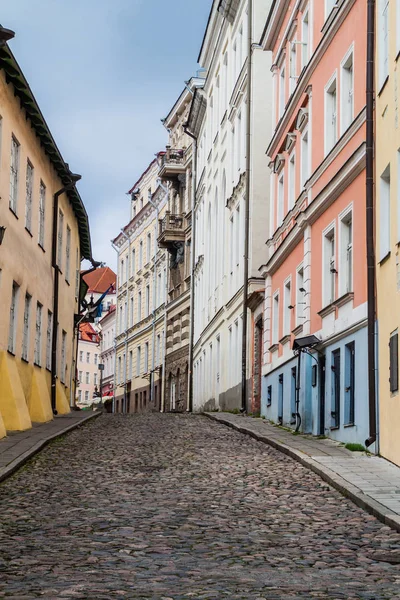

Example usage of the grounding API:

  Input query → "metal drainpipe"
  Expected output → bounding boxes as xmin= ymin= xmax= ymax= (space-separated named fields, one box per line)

xmin=365 ymin=0 xmax=377 ymax=448
xmin=154 ymin=180 xmax=169 ymax=412
xmin=184 ymin=126 xmax=197 ymax=413
xmin=147 ymin=191 xmax=160 ymax=410
xmin=111 ymin=240 xmax=122 ymax=413
xmin=119 ymin=230 xmax=131 ymax=414
xmin=241 ymin=0 xmax=253 ymax=414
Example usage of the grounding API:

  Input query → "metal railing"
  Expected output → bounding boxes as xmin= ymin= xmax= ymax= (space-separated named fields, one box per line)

xmin=158 ymin=212 xmax=185 ymax=236
xmin=161 ymin=147 xmax=185 ymax=168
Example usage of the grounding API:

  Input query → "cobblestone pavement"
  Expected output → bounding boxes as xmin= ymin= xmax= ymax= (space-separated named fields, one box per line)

xmin=2 ymin=415 xmax=400 ymax=599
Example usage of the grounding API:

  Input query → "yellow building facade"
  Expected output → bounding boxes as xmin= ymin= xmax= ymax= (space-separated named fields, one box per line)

xmin=113 ymin=157 xmax=167 ymax=412
xmin=0 ymin=41 xmax=92 ymax=436
xmin=376 ymin=0 xmax=400 ymax=465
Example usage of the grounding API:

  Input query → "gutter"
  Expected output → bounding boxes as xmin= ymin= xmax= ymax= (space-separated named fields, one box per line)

xmin=241 ymin=0 xmax=253 ymax=413
xmin=184 ymin=125 xmax=198 ymax=413
xmin=365 ymin=0 xmax=377 ymax=448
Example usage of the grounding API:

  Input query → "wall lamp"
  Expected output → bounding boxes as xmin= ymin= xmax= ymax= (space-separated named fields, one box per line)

xmin=0 ymin=226 xmax=6 ymax=245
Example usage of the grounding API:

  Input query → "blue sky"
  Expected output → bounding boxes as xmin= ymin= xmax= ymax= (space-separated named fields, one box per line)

xmin=2 ymin=0 xmax=211 ymax=269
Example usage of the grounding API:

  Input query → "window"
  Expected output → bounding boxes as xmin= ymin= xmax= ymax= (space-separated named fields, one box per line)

xmin=272 ymin=292 xmax=279 ymax=344
xmin=129 ymin=350 xmax=133 ymax=379
xmin=158 ymin=272 xmax=162 ymax=305
xmin=277 ymin=173 xmax=284 ymax=225
xmin=380 ymin=165 xmax=391 ymax=260
xmin=65 ymin=226 xmax=71 ymax=283
xmin=138 ymin=290 xmax=142 ymax=321
xmin=139 ymin=241 xmax=143 ymax=269
xmin=125 ymin=257 xmax=129 ymax=284
xmin=230 ymin=215 xmax=234 ymax=274
xmin=325 ymin=76 xmax=337 ymax=154
xmin=118 ymin=356 xmax=122 ymax=384
xmin=323 ymin=227 xmax=336 ymax=306
xmin=147 ymin=233 xmax=151 ymax=263
xmin=130 ymin=296 xmax=134 ymax=327
xmin=79 ymin=350 xmax=83 ymax=362
xmin=75 ymin=249 xmax=80 ymax=300
xmin=279 ymin=65 xmax=286 ymax=117
xmin=131 ymin=249 xmax=135 ymax=277
xmin=136 ymin=346 xmax=141 ymax=376
xmin=79 ymin=370 xmax=83 ymax=383
xmin=124 ymin=301 xmax=127 ymax=329
xmin=288 ymin=152 xmax=296 ymax=210
xmin=25 ymin=161 xmax=33 ymax=232
xmin=78 ymin=390 xmax=82 ymax=401
xmin=94 ymin=353 xmax=98 ymax=365
xmin=86 ymin=352 xmax=90 ymax=363
xmin=94 ymin=372 xmax=98 ymax=386
xmin=340 ymin=211 xmax=353 ymax=295
xmin=296 ymin=266 xmax=305 ymax=326
xmin=57 ymin=210 xmax=64 ymax=269
xmin=144 ymin=341 xmax=149 ymax=373
xmin=85 ymin=372 xmax=90 ymax=384
xmin=9 ymin=135 xmax=20 ymax=213
xmin=290 ymin=41 xmax=297 ymax=94
xmin=267 ymin=385 xmax=272 ymax=406
xmin=156 ymin=333 xmax=161 ymax=365
xmin=46 ymin=311 xmax=52 ymax=370
xmin=22 ymin=293 xmax=32 ymax=361
xmin=61 ymin=331 xmax=67 ymax=384
xmin=283 ymin=279 xmax=292 ymax=336
xmin=301 ymin=128 xmax=309 ymax=186
xmin=326 ymin=0 xmax=336 ymax=17
xmin=85 ymin=391 xmax=89 ymax=402
xmin=344 ymin=342 xmax=355 ymax=424
xmin=379 ymin=0 xmax=389 ymax=87
xmin=397 ymin=0 xmax=400 ymax=54
xmin=38 ymin=181 xmax=46 ymax=248
xmin=301 ymin=10 xmax=309 ymax=68
xmin=341 ymin=50 xmax=354 ymax=134
xmin=235 ymin=204 xmax=240 ymax=267
xmin=120 ymin=259 xmax=124 ymax=287
xmin=331 ymin=349 xmax=341 ymax=428
xmin=390 ymin=331 xmax=399 ymax=393
xmin=146 ymin=285 xmax=150 ymax=317
xmin=34 ymin=303 xmax=43 ymax=366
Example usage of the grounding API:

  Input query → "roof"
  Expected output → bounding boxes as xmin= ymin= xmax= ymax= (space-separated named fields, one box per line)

xmin=83 ymin=267 xmax=116 ymax=293
xmin=79 ymin=322 xmax=99 ymax=343
xmin=127 ymin=152 xmax=165 ymax=195
xmin=0 ymin=36 xmax=92 ymax=260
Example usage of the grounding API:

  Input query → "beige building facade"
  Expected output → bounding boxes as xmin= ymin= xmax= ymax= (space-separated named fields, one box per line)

xmin=113 ymin=157 xmax=168 ymax=413
xmin=0 ymin=40 xmax=92 ymax=436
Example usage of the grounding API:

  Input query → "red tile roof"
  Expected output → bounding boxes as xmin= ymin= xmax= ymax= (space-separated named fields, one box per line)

xmin=83 ymin=267 xmax=116 ymax=294
xmin=79 ymin=322 xmax=100 ymax=343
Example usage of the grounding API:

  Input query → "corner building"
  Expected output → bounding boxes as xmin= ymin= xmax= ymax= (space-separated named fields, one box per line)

xmin=0 ymin=41 xmax=92 ymax=435
xmin=113 ymin=157 xmax=167 ymax=413
xmin=191 ymin=0 xmax=272 ymax=412
xmin=260 ymin=0 xmax=370 ymax=446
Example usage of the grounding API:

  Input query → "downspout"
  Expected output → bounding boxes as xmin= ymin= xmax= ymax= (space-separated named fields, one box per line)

xmin=365 ymin=0 xmax=377 ymax=448
xmin=119 ymin=230 xmax=131 ymax=413
xmin=184 ymin=126 xmax=197 ymax=413
xmin=241 ymin=0 xmax=253 ymax=413
xmin=111 ymin=240 xmax=121 ymax=413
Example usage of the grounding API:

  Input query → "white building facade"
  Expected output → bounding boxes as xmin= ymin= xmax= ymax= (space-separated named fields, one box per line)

xmin=191 ymin=0 xmax=272 ymax=411
xmin=99 ymin=304 xmax=116 ymax=403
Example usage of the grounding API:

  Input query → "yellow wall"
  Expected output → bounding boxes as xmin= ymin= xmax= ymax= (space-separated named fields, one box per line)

xmin=0 ymin=69 xmax=81 ymax=434
xmin=375 ymin=1 xmax=400 ymax=465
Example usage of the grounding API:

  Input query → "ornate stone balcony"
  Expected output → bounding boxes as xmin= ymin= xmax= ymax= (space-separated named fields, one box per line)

xmin=158 ymin=211 xmax=186 ymax=249
xmin=158 ymin=147 xmax=186 ymax=180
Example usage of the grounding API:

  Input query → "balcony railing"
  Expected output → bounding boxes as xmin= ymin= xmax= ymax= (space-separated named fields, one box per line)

xmin=158 ymin=212 xmax=186 ymax=248
xmin=159 ymin=147 xmax=186 ymax=179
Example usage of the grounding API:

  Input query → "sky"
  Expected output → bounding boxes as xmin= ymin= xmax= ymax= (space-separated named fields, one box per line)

xmin=1 ymin=0 xmax=211 ymax=270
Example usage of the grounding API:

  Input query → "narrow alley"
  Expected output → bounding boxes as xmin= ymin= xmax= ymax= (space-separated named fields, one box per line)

xmin=1 ymin=415 xmax=400 ymax=599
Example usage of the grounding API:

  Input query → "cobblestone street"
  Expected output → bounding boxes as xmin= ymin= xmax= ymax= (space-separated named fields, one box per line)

xmin=2 ymin=415 xmax=400 ymax=599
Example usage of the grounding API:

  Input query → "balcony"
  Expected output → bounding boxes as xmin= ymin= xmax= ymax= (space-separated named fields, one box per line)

xmin=158 ymin=212 xmax=186 ymax=249
xmin=158 ymin=147 xmax=185 ymax=180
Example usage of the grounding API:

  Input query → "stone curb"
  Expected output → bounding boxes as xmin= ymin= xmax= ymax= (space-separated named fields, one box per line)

xmin=0 ymin=412 xmax=101 ymax=484
xmin=204 ymin=412 xmax=400 ymax=534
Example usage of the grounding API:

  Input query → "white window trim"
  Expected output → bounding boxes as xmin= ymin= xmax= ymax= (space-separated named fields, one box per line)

xmin=324 ymin=70 xmax=338 ymax=156
xmin=272 ymin=290 xmax=280 ymax=344
xmin=340 ymin=44 xmax=354 ymax=136
xmin=300 ymin=125 xmax=310 ymax=188
xmin=288 ymin=149 xmax=296 ymax=211
xmin=296 ymin=263 xmax=305 ymax=327
xmin=380 ymin=163 xmax=391 ymax=260
xmin=283 ymin=276 xmax=292 ymax=336
xmin=322 ymin=220 xmax=337 ymax=307
xmin=338 ymin=203 xmax=353 ymax=297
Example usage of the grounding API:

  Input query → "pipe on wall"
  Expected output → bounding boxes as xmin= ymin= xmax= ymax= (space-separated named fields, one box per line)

xmin=365 ymin=0 xmax=377 ymax=448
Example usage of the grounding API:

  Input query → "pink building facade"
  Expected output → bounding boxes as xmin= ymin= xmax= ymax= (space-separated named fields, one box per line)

xmin=260 ymin=0 xmax=370 ymax=446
